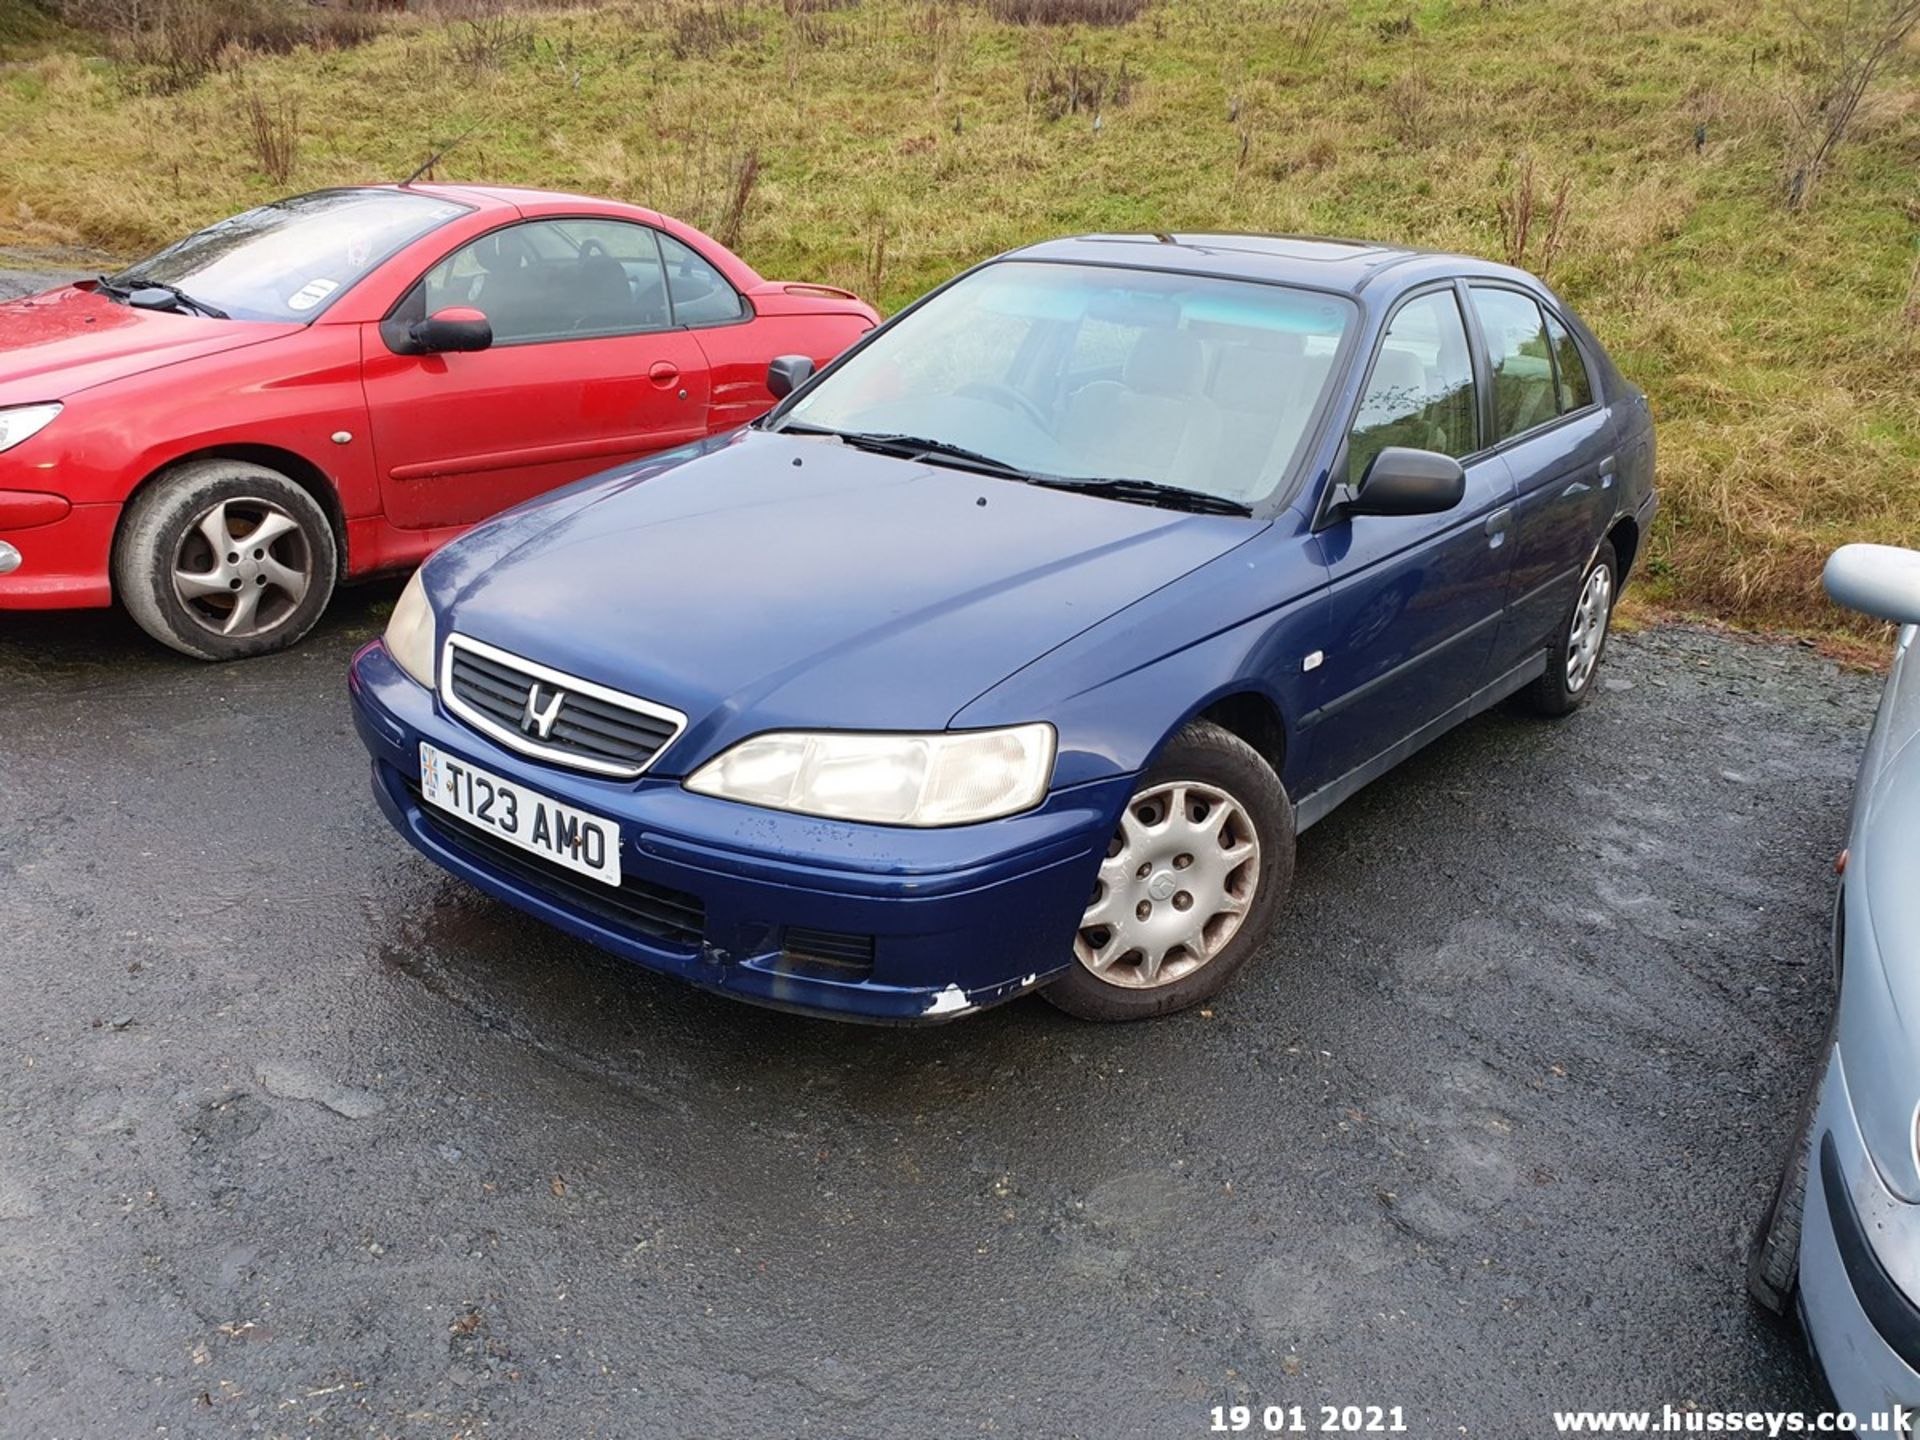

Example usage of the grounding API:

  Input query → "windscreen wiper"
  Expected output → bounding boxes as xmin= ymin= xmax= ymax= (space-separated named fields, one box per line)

xmin=109 ymin=277 xmax=230 ymax=320
xmin=1023 ymin=475 xmax=1253 ymax=516
xmin=791 ymin=426 xmax=1034 ymax=481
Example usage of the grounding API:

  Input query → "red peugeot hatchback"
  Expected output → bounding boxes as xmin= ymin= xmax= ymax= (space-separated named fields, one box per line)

xmin=0 ymin=184 xmax=879 ymax=658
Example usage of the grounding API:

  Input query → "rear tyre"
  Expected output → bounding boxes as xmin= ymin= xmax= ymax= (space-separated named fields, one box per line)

xmin=1522 ymin=538 xmax=1617 ymax=718
xmin=113 ymin=459 xmax=337 ymax=661
xmin=1044 ymin=721 xmax=1294 ymax=1022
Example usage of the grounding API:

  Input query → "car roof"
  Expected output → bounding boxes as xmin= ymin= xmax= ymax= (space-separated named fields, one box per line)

xmin=347 ymin=181 xmax=664 ymax=221
xmin=1001 ymin=232 xmax=1543 ymax=298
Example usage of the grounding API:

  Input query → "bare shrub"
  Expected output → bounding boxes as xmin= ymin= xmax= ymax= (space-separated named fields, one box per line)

xmin=714 ymin=147 xmax=759 ymax=251
xmin=1025 ymin=50 xmax=1132 ymax=119
xmin=243 ymin=87 xmax=298 ymax=183
xmin=446 ymin=3 xmax=533 ymax=70
xmin=1902 ymin=246 xmax=1920 ymax=352
xmin=862 ymin=214 xmax=888 ymax=299
xmin=1497 ymin=153 xmax=1573 ymax=280
xmin=669 ymin=2 xmax=749 ymax=58
xmin=1780 ymin=0 xmax=1920 ymax=211
xmin=631 ymin=125 xmax=764 ymax=241
xmin=64 ymin=0 xmax=382 ymax=88
xmin=985 ymin=0 xmax=1148 ymax=27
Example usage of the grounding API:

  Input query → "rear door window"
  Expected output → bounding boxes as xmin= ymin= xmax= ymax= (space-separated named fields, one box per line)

xmin=1543 ymin=309 xmax=1595 ymax=413
xmin=1470 ymin=287 xmax=1558 ymax=442
xmin=659 ymin=232 xmax=746 ymax=325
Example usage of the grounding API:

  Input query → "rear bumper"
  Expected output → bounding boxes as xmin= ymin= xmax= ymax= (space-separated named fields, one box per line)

xmin=349 ymin=640 xmax=1124 ymax=1022
xmin=1799 ymin=1043 xmax=1920 ymax=1422
xmin=0 ymin=500 xmax=118 ymax=609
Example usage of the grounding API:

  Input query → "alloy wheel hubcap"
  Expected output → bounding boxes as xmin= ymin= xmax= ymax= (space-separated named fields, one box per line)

xmin=1075 ymin=780 xmax=1261 ymax=989
xmin=171 ymin=497 xmax=312 ymax=638
xmin=1565 ymin=563 xmax=1613 ymax=693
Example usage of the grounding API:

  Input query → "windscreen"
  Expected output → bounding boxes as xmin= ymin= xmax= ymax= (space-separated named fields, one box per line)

xmin=780 ymin=260 xmax=1354 ymax=505
xmin=110 ymin=189 xmax=469 ymax=323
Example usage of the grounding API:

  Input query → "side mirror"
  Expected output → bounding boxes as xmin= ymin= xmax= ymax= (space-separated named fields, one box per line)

xmin=410 ymin=307 xmax=492 ymax=355
xmin=1343 ymin=447 xmax=1466 ymax=518
xmin=1824 ymin=544 xmax=1920 ymax=626
xmin=766 ymin=354 xmax=815 ymax=399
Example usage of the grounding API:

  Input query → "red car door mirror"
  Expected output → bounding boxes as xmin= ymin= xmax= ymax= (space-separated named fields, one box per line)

xmin=409 ymin=308 xmax=494 ymax=356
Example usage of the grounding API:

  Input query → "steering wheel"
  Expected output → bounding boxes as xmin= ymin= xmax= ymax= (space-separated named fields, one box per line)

xmin=954 ymin=380 xmax=1051 ymax=431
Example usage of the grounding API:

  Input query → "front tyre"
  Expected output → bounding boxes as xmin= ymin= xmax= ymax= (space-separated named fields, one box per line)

xmin=113 ymin=459 xmax=338 ymax=661
xmin=1044 ymin=720 xmax=1295 ymax=1022
xmin=1522 ymin=538 xmax=1617 ymax=717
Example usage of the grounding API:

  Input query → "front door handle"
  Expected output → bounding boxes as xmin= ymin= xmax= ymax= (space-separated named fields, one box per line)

xmin=1484 ymin=507 xmax=1513 ymax=549
xmin=648 ymin=360 xmax=680 ymax=387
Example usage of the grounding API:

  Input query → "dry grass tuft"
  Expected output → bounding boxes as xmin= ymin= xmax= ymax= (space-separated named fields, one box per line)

xmin=1025 ymin=48 xmax=1132 ymax=120
xmin=1276 ymin=0 xmax=1337 ymax=66
xmin=983 ymin=0 xmax=1149 ymax=28
xmin=667 ymin=1 xmax=751 ymax=57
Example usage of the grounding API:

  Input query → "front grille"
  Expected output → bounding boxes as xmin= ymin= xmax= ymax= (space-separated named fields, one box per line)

xmin=442 ymin=635 xmax=685 ymax=779
xmin=408 ymin=782 xmax=706 ymax=947
xmin=781 ymin=926 xmax=876 ymax=978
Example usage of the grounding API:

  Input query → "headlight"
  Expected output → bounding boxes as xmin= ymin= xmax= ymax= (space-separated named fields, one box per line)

xmin=383 ymin=568 xmax=436 ymax=688
xmin=685 ymin=723 xmax=1056 ymax=826
xmin=0 ymin=403 xmax=61 ymax=453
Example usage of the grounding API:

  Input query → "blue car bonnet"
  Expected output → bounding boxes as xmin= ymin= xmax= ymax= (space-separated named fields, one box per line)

xmin=422 ymin=428 xmax=1262 ymax=771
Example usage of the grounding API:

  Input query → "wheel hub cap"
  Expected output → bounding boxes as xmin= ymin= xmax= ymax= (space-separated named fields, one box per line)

xmin=1074 ymin=780 xmax=1261 ymax=990
xmin=1565 ymin=563 xmax=1613 ymax=693
xmin=171 ymin=496 xmax=313 ymax=639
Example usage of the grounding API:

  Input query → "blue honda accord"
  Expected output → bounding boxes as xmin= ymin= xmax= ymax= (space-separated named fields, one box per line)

xmin=348 ymin=234 xmax=1656 ymax=1023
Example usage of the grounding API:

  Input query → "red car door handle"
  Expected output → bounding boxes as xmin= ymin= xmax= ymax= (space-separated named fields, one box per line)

xmin=647 ymin=361 xmax=679 ymax=386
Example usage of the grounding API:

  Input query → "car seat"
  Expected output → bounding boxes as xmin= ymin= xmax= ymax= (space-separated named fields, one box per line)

xmin=1058 ymin=331 xmax=1224 ymax=488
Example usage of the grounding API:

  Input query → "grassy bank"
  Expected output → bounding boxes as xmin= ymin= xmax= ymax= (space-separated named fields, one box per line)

xmin=2 ymin=0 xmax=1916 ymax=633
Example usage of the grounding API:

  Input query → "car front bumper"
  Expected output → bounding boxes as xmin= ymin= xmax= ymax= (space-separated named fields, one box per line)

xmin=349 ymin=640 xmax=1127 ymax=1022
xmin=1800 ymin=1041 xmax=1920 ymax=1423
xmin=0 ymin=499 xmax=118 ymax=609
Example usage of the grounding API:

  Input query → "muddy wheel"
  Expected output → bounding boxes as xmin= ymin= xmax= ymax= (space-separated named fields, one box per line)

xmin=113 ymin=459 xmax=337 ymax=661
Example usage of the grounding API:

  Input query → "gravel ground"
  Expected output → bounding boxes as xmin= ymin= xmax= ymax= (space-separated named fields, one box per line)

xmin=0 ymin=586 xmax=1878 ymax=1438
xmin=0 ymin=265 xmax=89 ymax=301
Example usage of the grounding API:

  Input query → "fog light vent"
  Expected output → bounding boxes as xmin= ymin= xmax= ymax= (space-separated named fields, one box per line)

xmin=781 ymin=926 xmax=876 ymax=976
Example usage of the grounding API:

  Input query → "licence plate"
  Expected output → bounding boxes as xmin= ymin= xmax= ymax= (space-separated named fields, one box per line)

xmin=418 ymin=742 xmax=621 ymax=887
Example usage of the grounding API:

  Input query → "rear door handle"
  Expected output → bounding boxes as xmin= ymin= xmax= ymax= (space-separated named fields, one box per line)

xmin=1598 ymin=454 xmax=1617 ymax=487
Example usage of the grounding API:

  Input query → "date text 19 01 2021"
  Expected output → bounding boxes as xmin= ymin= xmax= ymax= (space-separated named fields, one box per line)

xmin=1211 ymin=1405 xmax=1408 ymax=1434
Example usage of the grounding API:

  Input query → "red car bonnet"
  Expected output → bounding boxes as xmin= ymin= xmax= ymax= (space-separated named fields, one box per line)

xmin=0 ymin=283 xmax=298 ymax=408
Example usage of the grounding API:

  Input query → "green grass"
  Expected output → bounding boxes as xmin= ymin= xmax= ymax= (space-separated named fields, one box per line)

xmin=2 ymin=0 xmax=1916 ymax=633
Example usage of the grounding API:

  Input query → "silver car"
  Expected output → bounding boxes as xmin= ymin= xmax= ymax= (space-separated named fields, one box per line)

xmin=1750 ymin=543 xmax=1920 ymax=1420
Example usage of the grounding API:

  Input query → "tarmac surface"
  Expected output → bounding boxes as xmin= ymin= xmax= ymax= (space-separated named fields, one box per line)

xmin=0 ymin=580 xmax=1873 ymax=1437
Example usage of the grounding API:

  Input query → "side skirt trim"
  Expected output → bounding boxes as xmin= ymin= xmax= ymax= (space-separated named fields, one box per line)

xmin=1294 ymin=648 xmax=1548 ymax=832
